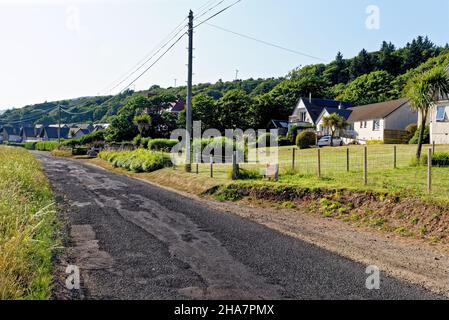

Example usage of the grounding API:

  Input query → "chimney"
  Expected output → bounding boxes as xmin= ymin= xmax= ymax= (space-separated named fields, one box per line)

xmin=309 ymin=93 xmax=312 ymax=103
xmin=338 ymin=103 xmax=343 ymax=110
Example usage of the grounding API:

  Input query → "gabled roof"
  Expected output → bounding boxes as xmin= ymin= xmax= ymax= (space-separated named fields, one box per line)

xmin=299 ymin=98 xmax=352 ymax=124
xmin=74 ymin=128 xmax=91 ymax=135
xmin=1 ymin=126 xmax=21 ymax=136
xmin=169 ymin=99 xmax=186 ymax=113
xmin=320 ymin=107 xmax=353 ymax=120
xmin=347 ymin=98 xmax=411 ymax=122
xmin=270 ymin=119 xmax=289 ymax=129
xmin=21 ymin=127 xmax=37 ymax=138
xmin=40 ymin=126 xmax=70 ymax=139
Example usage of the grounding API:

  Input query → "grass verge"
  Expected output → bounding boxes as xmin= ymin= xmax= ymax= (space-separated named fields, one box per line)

xmin=0 ymin=146 xmax=58 ymax=299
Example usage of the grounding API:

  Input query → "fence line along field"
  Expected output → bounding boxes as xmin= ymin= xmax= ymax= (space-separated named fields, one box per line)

xmin=0 ymin=146 xmax=58 ymax=299
xmin=175 ymin=144 xmax=449 ymax=203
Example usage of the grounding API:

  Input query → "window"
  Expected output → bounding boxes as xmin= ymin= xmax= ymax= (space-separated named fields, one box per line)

xmin=360 ymin=121 xmax=367 ymax=129
xmin=436 ymin=106 xmax=447 ymax=122
xmin=373 ymin=119 xmax=381 ymax=131
xmin=299 ymin=112 xmax=307 ymax=122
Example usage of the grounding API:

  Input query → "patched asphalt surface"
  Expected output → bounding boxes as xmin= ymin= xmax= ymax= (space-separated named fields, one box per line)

xmin=35 ymin=152 xmax=444 ymax=300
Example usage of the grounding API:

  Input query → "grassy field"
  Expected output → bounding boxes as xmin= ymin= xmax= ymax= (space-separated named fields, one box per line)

xmin=0 ymin=146 xmax=58 ymax=300
xmin=166 ymin=144 xmax=449 ymax=203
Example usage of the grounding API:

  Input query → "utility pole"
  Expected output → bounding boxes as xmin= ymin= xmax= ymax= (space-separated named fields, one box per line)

xmin=235 ymin=69 xmax=239 ymax=80
xmin=58 ymin=105 xmax=61 ymax=144
xmin=185 ymin=10 xmax=194 ymax=172
xmin=174 ymin=78 xmax=178 ymax=88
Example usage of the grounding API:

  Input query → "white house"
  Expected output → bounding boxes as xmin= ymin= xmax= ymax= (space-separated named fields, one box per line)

xmin=289 ymin=97 xmax=352 ymax=129
xmin=316 ymin=98 xmax=418 ymax=144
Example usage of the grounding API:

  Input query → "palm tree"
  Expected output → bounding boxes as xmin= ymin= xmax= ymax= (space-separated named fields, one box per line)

xmin=406 ymin=66 xmax=449 ymax=161
xmin=322 ymin=113 xmax=348 ymax=146
xmin=133 ymin=113 xmax=152 ymax=137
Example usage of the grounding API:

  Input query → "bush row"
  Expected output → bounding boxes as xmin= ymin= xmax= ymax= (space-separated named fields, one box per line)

xmin=36 ymin=141 xmax=59 ymax=151
xmin=99 ymin=149 xmax=172 ymax=172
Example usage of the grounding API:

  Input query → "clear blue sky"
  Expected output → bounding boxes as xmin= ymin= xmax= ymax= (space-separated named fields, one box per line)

xmin=1 ymin=0 xmax=448 ymax=110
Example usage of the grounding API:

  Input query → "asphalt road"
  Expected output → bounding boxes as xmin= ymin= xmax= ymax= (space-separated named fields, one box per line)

xmin=35 ymin=152 xmax=443 ymax=300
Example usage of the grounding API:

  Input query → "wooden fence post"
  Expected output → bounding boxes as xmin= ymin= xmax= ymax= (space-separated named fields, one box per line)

xmin=433 ymin=141 xmax=436 ymax=155
xmin=364 ymin=146 xmax=368 ymax=185
xmin=292 ymin=148 xmax=296 ymax=171
xmin=317 ymin=148 xmax=321 ymax=178
xmin=346 ymin=148 xmax=350 ymax=172
xmin=232 ymin=151 xmax=239 ymax=180
xmin=394 ymin=145 xmax=397 ymax=169
xmin=428 ymin=148 xmax=432 ymax=193
xmin=195 ymin=154 xmax=199 ymax=175
xmin=210 ymin=156 xmax=213 ymax=178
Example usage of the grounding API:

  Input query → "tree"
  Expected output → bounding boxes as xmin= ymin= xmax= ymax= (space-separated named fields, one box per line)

xmin=349 ymin=49 xmax=376 ymax=80
xmin=378 ymin=41 xmax=402 ymax=76
xmin=133 ymin=113 xmax=152 ymax=137
xmin=192 ymin=94 xmax=217 ymax=129
xmin=323 ymin=52 xmax=349 ymax=85
xmin=405 ymin=66 xmax=449 ymax=161
xmin=322 ymin=113 xmax=348 ymax=147
xmin=337 ymin=70 xmax=395 ymax=105
xmin=216 ymin=89 xmax=253 ymax=130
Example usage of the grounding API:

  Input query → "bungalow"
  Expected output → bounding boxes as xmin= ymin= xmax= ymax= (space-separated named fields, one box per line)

xmin=70 ymin=127 xmax=91 ymax=139
xmin=21 ymin=127 xmax=39 ymax=142
xmin=289 ymin=97 xmax=352 ymax=129
xmin=267 ymin=119 xmax=289 ymax=136
xmin=39 ymin=126 xmax=70 ymax=141
xmin=316 ymin=98 xmax=418 ymax=144
xmin=1 ymin=126 xmax=22 ymax=143
xmin=167 ymin=98 xmax=186 ymax=114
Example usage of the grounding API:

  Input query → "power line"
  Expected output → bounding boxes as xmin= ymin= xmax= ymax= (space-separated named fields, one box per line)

xmin=105 ymin=23 xmax=188 ymax=94
xmin=204 ymin=23 xmax=326 ymax=62
xmin=119 ymin=32 xmax=187 ymax=93
xmin=0 ymin=107 xmax=59 ymax=125
xmin=194 ymin=0 xmax=227 ymax=21
xmin=194 ymin=0 xmax=243 ymax=29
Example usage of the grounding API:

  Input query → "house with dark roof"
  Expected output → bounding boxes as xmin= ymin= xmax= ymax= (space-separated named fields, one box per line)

xmin=70 ymin=127 xmax=91 ymax=139
xmin=168 ymin=98 xmax=186 ymax=114
xmin=20 ymin=127 xmax=39 ymax=142
xmin=39 ymin=126 xmax=70 ymax=141
xmin=289 ymin=97 xmax=352 ymax=128
xmin=1 ymin=126 xmax=22 ymax=143
xmin=267 ymin=119 xmax=289 ymax=136
xmin=316 ymin=98 xmax=418 ymax=144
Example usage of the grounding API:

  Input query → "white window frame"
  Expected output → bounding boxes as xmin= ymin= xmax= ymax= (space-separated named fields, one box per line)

xmin=373 ymin=119 xmax=381 ymax=131
xmin=436 ymin=106 xmax=447 ymax=122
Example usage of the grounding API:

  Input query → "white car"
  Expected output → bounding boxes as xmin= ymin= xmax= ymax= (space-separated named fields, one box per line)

xmin=318 ymin=136 xmax=343 ymax=147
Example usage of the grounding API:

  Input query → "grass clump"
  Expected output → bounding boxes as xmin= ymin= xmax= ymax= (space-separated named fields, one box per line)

xmin=0 ymin=146 xmax=58 ymax=300
xmin=99 ymin=149 xmax=172 ymax=172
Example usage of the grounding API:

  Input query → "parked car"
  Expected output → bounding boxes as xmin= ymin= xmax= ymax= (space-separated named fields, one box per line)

xmin=318 ymin=136 xmax=343 ymax=147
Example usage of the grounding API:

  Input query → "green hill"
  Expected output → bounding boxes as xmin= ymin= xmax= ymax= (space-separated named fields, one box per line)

xmin=1 ymin=35 xmax=448 ymax=129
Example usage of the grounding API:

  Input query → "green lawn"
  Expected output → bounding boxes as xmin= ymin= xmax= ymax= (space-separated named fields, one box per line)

xmin=177 ymin=144 xmax=449 ymax=203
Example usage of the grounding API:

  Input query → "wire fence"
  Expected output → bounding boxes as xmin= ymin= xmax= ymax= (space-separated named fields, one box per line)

xmin=174 ymin=144 xmax=449 ymax=200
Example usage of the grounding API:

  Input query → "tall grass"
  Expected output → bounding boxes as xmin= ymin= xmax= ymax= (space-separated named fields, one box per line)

xmin=0 ymin=146 xmax=57 ymax=300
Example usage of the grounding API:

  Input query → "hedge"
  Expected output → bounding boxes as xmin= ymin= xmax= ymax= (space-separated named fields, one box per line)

xmin=296 ymin=131 xmax=316 ymax=149
xmin=36 ymin=141 xmax=59 ymax=151
xmin=99 ymin=149 xmax=172 ymax=172
xmin=148 ymin=139 xmax=179 ymax=152
xmin=24 ymin=142 xmax=38 ymax=150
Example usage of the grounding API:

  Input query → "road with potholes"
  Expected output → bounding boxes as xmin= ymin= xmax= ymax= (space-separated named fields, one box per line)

xmin=35 ymin=152 xmax=444 ymax=300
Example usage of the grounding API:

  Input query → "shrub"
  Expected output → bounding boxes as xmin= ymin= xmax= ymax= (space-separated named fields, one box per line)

xmin=51 ymin=149 xmax=72 ymax=157
xmin=428 ymin=152 xmax=449 ymax=167
xmin=148 ymin=139 xmax=178 ymax=152
xmin=99 ymin=149 xmax=172 ymax=172
xmin=367 ymin=140 xmax=384 ymax=145
xmin=192 ymin=137 xmax=244 ymax=157
xmin=409 ymin=126 xmax=430 ymax=144
xmin=277 ymin=136 xmax=293 ymax=147
xmin=132 ymin=134 xmax=142 ymax=147
xmin=24 ymin=142 xmax=37 ymax=150
xmin=141 ymin=137 xmax=152 ymax=149
xmin=72 ymin=147 xmax=88 ymax=156
xmin=405 ymin=124 xmax=418 ymax=142
xmin=36 ymin=141 xmax=59 ymax=151
xmin=296 ymin=131 xmax=317 ymax=149
xmin=230 ymin=168 xmax=262 ymax=180
xmin=6 ymin=142 xmax=25 ymax=148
